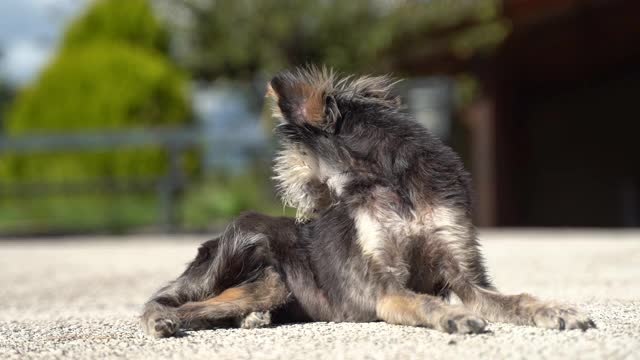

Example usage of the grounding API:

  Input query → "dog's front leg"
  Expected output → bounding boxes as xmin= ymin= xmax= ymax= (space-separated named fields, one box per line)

xmin=376 ymin=291 xmax=487 ymax=334
xmin=456 ymin=285 xmax=596 ymax=331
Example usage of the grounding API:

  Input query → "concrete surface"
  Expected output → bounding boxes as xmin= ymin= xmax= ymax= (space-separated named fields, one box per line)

xmin=0 ymin=230 xmax=639 ymax=360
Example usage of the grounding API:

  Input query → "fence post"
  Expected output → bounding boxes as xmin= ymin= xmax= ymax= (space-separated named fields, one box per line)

xmin=158 ymin=143 xmax=184 ymax=233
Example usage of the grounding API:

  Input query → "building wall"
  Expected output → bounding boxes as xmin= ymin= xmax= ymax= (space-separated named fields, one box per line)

xmin=516 ymin=69 xmax=640 ymax=226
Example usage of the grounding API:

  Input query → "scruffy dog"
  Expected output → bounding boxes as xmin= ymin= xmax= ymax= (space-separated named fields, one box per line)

xmin=141 ymin=67 xmax=595 ymax=337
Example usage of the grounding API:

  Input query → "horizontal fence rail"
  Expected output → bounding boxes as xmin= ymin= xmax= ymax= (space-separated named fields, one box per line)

xmin=1 ymin=128 xmax=204 ymax=152
xmin=0 ymin=128 xmax=265 ymax=233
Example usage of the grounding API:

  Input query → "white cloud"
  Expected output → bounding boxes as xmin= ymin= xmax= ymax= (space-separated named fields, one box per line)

xmin=25 ymin=0 xmax=66 ymax=5
xmin=1 ymin=40 xmax=53 ymax=85
xmin=0 ymin=0 xmax=88 ymax=86
xmin=23 ymin=0 xmax=82 ymax=11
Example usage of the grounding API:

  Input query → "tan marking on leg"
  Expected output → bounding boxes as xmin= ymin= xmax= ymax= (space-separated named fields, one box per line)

xmin=376 ymin=295 xmax=425 ymax=326
xmin=203 ymin=287 xmax=249 ymax=304
xmin=377 ymin=292 xmax=487 ymax=333
xmin=177 ymin=268 xmax=288 ymax=325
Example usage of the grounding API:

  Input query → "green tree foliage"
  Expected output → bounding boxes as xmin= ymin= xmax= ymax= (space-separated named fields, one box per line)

xmin=63 ymin=0 xmax=169 ymax=52
xmin=177 ymin=0 xmax=507 ymax=80
xmin=0 ymin=0 xmax=191 ymax=233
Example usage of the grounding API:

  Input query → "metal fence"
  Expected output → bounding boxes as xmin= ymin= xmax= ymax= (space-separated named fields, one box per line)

xmin=0 ymin=128 xmax=252 ymax=233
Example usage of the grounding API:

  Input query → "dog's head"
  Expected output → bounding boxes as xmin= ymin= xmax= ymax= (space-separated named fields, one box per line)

xmin=267 ymin=66 xmax=400 ymax=134
xmin=267 ymin=66 xmax=403 ymax=220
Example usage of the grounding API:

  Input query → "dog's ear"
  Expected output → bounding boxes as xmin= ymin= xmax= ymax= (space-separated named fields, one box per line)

xmin=267 ymin=67 xmax=338 ymax=130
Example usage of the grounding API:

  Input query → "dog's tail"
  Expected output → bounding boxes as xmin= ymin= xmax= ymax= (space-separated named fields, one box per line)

xmin=160 ymin=218 xmax=278 ymax=303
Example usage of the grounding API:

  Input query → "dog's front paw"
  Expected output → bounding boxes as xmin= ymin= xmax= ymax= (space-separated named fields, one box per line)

xmin=532 ymin=305 xmax=596 ymax=331
xmin=143 ymin=316 xmax=180 ymax=338
xmin=439 ymin=311 xmax=487 ymax=334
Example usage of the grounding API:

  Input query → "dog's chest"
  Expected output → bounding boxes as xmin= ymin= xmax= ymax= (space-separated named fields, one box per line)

xmin=352 ymin=193 xmax=461 ymax=275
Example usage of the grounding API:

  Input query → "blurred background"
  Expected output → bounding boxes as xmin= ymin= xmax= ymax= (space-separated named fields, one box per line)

xmin=0 ymin=0 xmax=638 ymax=236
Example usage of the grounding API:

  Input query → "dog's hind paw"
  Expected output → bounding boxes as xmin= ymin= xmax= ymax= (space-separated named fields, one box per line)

xmin=144 ymin=317 xmax=180 ymax=338
xmin=533 ymin=305 xmax=596 ymax=331
xmin=238 ymin=311 xmax=272 ymax=329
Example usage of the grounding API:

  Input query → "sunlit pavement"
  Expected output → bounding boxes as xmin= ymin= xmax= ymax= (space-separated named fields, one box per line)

xmin=1 ymin=230 xmax=639 ymax=359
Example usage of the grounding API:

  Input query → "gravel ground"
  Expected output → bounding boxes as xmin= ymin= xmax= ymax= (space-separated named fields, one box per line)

xmin=1 ymin=230 xmax=639 ymax=359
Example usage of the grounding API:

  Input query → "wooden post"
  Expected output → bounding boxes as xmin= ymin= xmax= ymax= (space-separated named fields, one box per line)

xmin=465 ymin=96 xmax=497 ymax=227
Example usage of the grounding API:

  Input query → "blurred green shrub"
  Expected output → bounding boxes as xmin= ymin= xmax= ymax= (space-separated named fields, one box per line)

xmin=0 ymin=193 xmax=158 ymax=235
xmin=182 ymin=168 xmax=295 ymax=231
xmin=63 ymin=0 xmax=169 ymax=52
xmin=0 ymin=0 xmax=192 ymax=234
xmin=1 ymin=43 xmax=190 ymax=183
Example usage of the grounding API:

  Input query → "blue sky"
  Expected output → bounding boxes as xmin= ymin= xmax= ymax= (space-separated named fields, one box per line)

xmin=0 ymin=0 xmax=87 ymax=86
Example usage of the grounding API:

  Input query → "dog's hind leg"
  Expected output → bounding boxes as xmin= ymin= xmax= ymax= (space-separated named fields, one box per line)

xmin=142 ymin=220 xmax=281 ymax=337
xmin=140 ymin=282 xmax=186 ymax=338
xmin=176 ymin=267 xmax=289 ymax=329
xmin=140 ymin=237 xmax=224 ymax=338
